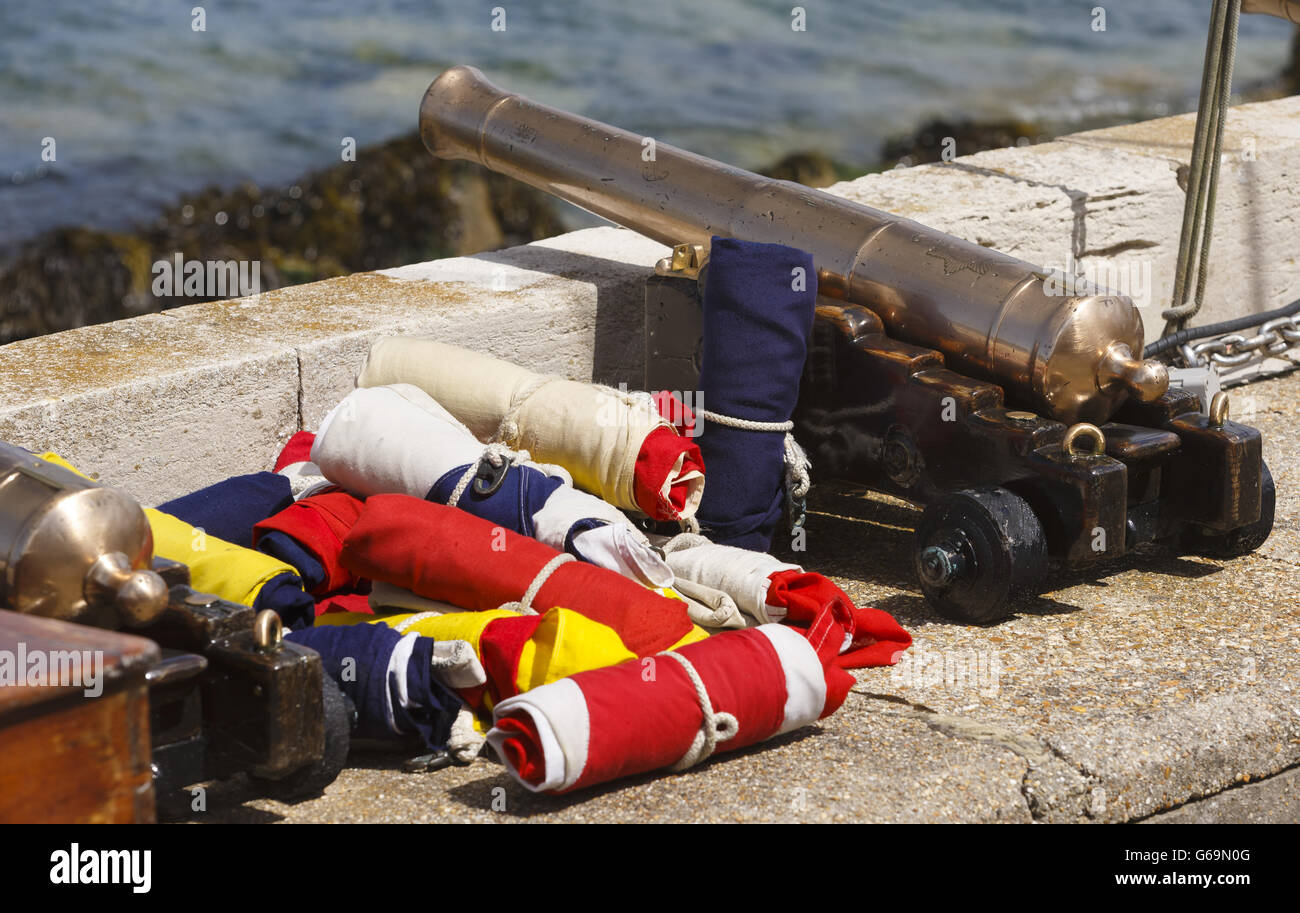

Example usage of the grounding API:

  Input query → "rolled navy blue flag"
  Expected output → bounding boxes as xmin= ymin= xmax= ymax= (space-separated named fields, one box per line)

xmin=256 ymin=529 xmax=328 ymax=594
xmin=696 ymin=236 xmax=816 ymax=551
xmin=427 ymin=466 xmax=609 ymax=564
xmin=254 ymin=571 xmax=318 ymax=632
xmin=426 ymin=460 xmax=565 ymax=541
xmin=159 ymin=471 xmax=294 ymax=549
xmin=287 ymin=623 xmax=462 ymax=752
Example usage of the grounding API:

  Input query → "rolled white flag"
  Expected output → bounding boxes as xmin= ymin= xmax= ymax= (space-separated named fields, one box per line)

xmin=356 ymin=337 xmax=704 ymax=523
xmin=656 ymin=533 xmax=800 ymax=624
xmin=313 ymin=384 xmax=672 ymax=588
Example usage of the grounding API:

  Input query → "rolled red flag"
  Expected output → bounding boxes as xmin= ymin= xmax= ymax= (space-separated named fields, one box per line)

xmin=766 ymin=570 xmax=912 ymax=669
xmin=339 ymin=494 xmax=700 ymax=657
xmin=633 ymin=426 xmax=705 ymax=520
xmin=486 ymin=623 xmax=852 ymax=793
xmin=274 ymin=430 xmax=317 ymax=471
xmin=253 ymin=490 xmax=367 ymax=596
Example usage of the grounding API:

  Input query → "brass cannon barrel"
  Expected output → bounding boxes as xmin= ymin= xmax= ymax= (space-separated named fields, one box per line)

xmin=419 ymin=66 xmax=1168 ymax=423
xmin=0 ymin=441 xmax=168 ymax=627
xmin=1242 ymin=0 xmax=1300 ymax=24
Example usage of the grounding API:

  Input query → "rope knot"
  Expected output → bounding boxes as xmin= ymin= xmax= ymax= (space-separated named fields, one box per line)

xmin=497 ymin=419 xmax=521 ymax=446
xmin=447 ymin=442 xmax=531 ymax=507
xmin=491 ymin=375 xmax=558 ymax=447
xmin=710 ymin=711 xmax=740 ymax=743
xmin=661 ymin=650 xmax=739 ymax=771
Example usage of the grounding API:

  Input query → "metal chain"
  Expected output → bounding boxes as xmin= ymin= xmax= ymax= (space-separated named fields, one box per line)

xmin=1182 ymin=316 xmax=1300 ymax=367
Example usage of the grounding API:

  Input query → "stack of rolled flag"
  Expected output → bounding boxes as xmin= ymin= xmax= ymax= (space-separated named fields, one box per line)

xmin=36 ymin=238 xmax=910 ymax=793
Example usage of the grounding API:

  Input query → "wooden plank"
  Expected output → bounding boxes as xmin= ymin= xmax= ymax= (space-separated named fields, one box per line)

xmin=0 ymin=609 xmax=158 ymax=823
xmin=0 ymin=687 xmax=155 ymax=823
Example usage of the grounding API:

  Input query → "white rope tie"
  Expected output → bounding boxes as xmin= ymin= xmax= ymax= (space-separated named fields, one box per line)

xmin=497 ymin=553 xmax=575 ymax=616
xmin=496 ymin=376 xmax=666 ymax=444
xmin=783 ymin=434 xmax=812 ymax=501
xmin=391 ymin=554 xmax=573 ymax=628
xmin=595 ymin=384 xmax=660 ymax=422
xmin=662 ymin=650 xmax=739 ymax=771
xmin=446 ymin=442 xmax=532 ymax=508
xmin=697 ymin=408 xmax=812 ymax=516
xmin=661 ymin=532 xmax=711 ymax=554
xmin=447 ymin=706 xmax=485 ymax=765
xmin=393 ymin=612 xmax=443 ymax=634
xmin=481 ymin=375 xmax=580 ymax=487
xmin=492 ymin=375 xmax=558 ymax=446
xmin=697 ymin=409 xmax=792 ymax=433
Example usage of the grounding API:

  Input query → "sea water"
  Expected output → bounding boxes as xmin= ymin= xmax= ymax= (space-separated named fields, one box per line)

xmin=0 ymin=0 xmax=1293 ymax=250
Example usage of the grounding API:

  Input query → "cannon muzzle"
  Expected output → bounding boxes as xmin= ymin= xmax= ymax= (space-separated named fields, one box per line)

xmin=1242 ymin=0 xmax=1300 ymax=24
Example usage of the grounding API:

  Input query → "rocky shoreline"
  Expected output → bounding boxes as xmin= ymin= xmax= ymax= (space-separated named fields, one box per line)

xmin=0 ymin=134 xmax=565 ymax=343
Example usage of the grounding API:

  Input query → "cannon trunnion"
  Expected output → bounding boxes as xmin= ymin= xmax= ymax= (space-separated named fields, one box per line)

xmin=646 ymin=276 xmax=1273 ymax=622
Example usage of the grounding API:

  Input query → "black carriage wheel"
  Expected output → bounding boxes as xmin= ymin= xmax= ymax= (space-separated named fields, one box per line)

xmin=252 ymin=674 xmax=352 ymax=801
xmin=913 ymin=487 xmax=1048 ymax=624
xmin=1181 ymin=461 xmax=1276 ymax=559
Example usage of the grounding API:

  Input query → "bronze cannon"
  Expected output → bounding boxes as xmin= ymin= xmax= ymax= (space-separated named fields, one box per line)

xmin=419 ymin=65 xmax=1169 ymax=426
xmin=418 ymin=66 xmax=1273 ymax=622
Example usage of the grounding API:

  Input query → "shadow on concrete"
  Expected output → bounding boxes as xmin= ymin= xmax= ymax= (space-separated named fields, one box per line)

xmin=777 ymin=481 xmax=1227 ymax=628
xmin=469 ymin=244 xmax=654 ymax=386
xmin=442 ymin=726 xmax=823 ymax=819
xmin=161 ymin=775 xmax=287 ymax=824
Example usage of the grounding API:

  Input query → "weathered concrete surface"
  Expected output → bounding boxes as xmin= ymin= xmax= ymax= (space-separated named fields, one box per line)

xmin=164 ymin=229 xmax=667 ymax=434
xmin=1064 ymin=92 xmax=1300 ymax=341
xmin=1144 ymin=765 xmax=1300 ymax=824
xmin=803 ymin=367 xmax=1300 ymax=824
xmin=0 ymin=313 xmax=299 ymax=500
xmin=177 ymin=367 xmax=1300 ymax=825
xmin=189 ymin=702 xmax=1031 ymax=824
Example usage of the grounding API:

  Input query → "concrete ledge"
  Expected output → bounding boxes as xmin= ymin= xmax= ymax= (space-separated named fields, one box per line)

xmin=0 ymin=228 xmax=669 ymax=502
xmin=0 ymin=313 xmax=299 ymax=498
